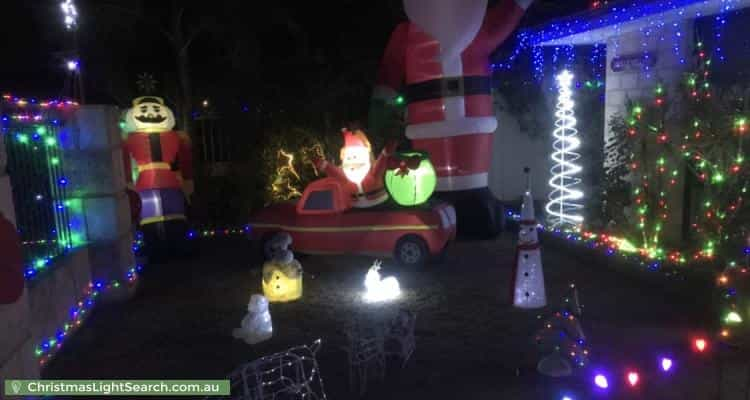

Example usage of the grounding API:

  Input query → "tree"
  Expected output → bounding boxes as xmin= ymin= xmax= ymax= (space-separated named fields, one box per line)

xmin=606 ymin=37 xmax=750 ymax=262
xmin=602 ymin=113 xmax=632 ymax=229
xmin=678 ymin=38 xmax=750 ymax=260
xmin=94 ymin=1 xmax=217 ymax=135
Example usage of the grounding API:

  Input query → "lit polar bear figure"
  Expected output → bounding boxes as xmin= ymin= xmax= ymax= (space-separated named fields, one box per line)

xmin=232 ymin=294 xmax=273 ymax=345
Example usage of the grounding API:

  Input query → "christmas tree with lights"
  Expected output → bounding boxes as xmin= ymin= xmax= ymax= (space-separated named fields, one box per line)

xmin=268 ymin=149 xmax=303 ymax=202
xmin=606 ymin=34 xmax=750 ymax=265
xmin=536 ymin=284 xmax=589 ymax=377
xmin=678 ymin=38 xmax=750 ymax=261
xmin=617 ymin=83 xmax=678 ymax=259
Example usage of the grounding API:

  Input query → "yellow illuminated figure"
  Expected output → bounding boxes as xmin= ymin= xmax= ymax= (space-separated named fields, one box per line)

xmin=261 ymin=233 xmax=303 ymax=302
xmin=270 ymin=149 xmax=302 ymax=201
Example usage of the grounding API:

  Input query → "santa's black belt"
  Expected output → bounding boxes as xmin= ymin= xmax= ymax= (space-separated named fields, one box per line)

xmin=405 ymin=76 xmax=492 ymax=103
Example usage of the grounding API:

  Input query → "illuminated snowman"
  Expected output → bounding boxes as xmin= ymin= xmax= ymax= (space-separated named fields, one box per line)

xmin=512 ymin=168 xmax=546 ymax=309
xmin=262 ymin=233 xmax=303 ymax=303
xmin=232 ymin=294 xmax=273 ymax=345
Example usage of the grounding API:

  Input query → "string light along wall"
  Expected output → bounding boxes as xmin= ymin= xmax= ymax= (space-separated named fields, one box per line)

xmin=491 ymin=0 xmax=742 ymax=83
xmin=1 ymin=93 xmax=84 ymax=280
xmin=60 ymin=0 xmax=78 ymax=31
xmin=547 ymin=70 xmax=584 ymax=229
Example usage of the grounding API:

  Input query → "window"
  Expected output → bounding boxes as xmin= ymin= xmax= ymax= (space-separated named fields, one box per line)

xmin=303 ymin=190 xmax=334 ymax=211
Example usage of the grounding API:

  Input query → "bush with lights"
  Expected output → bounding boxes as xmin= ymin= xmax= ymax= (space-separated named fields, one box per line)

xmin=604 ymin=37 xmax=750 ymax=264
xmin=260 ymin=127 xmax=332 ymax=205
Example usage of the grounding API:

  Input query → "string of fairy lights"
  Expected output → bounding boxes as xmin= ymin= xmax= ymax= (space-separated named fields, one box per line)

xmin=546 ymin=70 xmax=584 ymax=229
xmin=1 ymin=93 xmax=84 ymax=281
xmin=504 ymin=12 xmax=749 ymax=385
xmin=492 ymin=0 xmax=742 ymax=83
xmin=35 ymin=266 xmax=141 ymax=366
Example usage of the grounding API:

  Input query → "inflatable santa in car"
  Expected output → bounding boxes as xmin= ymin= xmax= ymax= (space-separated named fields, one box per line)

xmin=374 ymin=0 xmax=533 ymax=237
xmin=314 ymin=129 xmax=397 ymax=208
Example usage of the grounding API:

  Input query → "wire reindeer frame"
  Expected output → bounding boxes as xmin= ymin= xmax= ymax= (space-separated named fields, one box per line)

xmin=214 ymin=340 xmax=327 ymax=400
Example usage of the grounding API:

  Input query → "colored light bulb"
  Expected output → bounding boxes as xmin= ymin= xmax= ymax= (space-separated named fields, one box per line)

xmin=594 ymin=374 xmax=608 ymax=389
xmin=660 ymin=357 xmax=673 ymax=372
xmin=627 ymin=371 xmax=640 ymax=387
xmin=694 ymin=338 xmax=707 ymax=352
xmin=725 ymin=311 xmax=742 ymax=324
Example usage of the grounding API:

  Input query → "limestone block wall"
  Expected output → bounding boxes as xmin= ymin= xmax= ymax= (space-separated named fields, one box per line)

xmin=64 ymin=105 xmax=136 ymax=299
xmin=1 ymin=105 xmax=136 ymax=382
xmin=26 ymin=249 xmax=91 ymax=366
xmin=0 ymin=127 xmax=37 ymax=382
xmin=0 ymin=291 xmax=37 ymax=382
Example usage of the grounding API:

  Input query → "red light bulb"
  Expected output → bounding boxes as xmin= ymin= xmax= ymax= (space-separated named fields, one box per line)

xmin=627 ymin=371 xmax=640 ymax=387
xmin=694 ymin=338 xmax=708 ymax=352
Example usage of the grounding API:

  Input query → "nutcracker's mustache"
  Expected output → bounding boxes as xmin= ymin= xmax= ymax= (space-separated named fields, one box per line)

xmin=135 ymin=115 xmax=167 ymax=124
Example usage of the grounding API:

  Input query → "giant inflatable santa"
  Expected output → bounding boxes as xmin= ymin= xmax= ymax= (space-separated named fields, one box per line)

xmin=374 ymin=0 xmax=533 ymax=237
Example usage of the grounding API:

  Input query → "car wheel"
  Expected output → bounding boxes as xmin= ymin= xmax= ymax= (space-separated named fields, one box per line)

xmin=395 ymin=235 xmax=429 ymax=268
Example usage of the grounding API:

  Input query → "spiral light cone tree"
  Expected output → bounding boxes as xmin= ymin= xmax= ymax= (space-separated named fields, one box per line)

xmin=546 ymin=70 xmax=584 ymax=229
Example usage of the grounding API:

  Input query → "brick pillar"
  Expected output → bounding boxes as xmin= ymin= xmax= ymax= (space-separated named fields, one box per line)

xmin=64 ymin=105 xmax=136 ymax=302
xmin=0 ymin=134 xmax=39 ymax=380
xmin=603 ymin=21 xmax=694 ymax=244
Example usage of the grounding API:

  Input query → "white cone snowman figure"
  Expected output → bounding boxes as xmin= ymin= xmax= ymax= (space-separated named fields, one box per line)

xmin=511 ymin=168 xmax=546 ymax=308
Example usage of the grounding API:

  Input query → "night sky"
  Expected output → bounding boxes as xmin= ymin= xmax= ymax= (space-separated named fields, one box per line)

xmin=0 ymin=1 xmax=589 ymax=112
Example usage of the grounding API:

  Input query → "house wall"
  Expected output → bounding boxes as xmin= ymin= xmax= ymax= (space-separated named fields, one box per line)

xmin=64 ymin=105 xmax=137 ymax=301
xmin=489 ymin=94 xmax=550 ymax=205
xmin=0 ymin=130 xmax=38 ymax=383
xmin=0 ymin=105 xmax=136 ymax=382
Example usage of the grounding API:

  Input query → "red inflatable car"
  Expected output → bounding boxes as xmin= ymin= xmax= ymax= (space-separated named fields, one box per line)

xmin=250 ymin=178 xmax=456 ymax=266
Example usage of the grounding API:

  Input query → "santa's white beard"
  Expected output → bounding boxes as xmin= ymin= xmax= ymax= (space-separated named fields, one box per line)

xmin=343 ymin=164 xmax=370 ymax=185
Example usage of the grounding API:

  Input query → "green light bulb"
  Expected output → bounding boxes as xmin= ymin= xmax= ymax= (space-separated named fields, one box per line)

xmin=725 ymin=311 xmax=743 ymax=324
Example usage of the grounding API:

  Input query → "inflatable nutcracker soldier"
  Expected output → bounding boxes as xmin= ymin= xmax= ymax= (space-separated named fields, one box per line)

xmin=374 ymin=0 xmax=534 ymax=237
xmin=122 ymin=97 xmax=193 ymax=246
xmin=314 ymin=129 xmax=396 ymax=208
xmin=0 ymin=211 xmax=24 ymax=304
xmin=511 ymin=168 xmax=546 ymax=309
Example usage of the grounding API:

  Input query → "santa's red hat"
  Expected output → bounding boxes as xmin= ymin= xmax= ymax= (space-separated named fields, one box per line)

xmin=342 ymin=129 xmax=370 ymax=149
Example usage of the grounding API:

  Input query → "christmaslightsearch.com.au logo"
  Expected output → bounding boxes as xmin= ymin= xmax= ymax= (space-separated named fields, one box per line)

xmin=4 ymin=379 xmax=230 ymax=396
